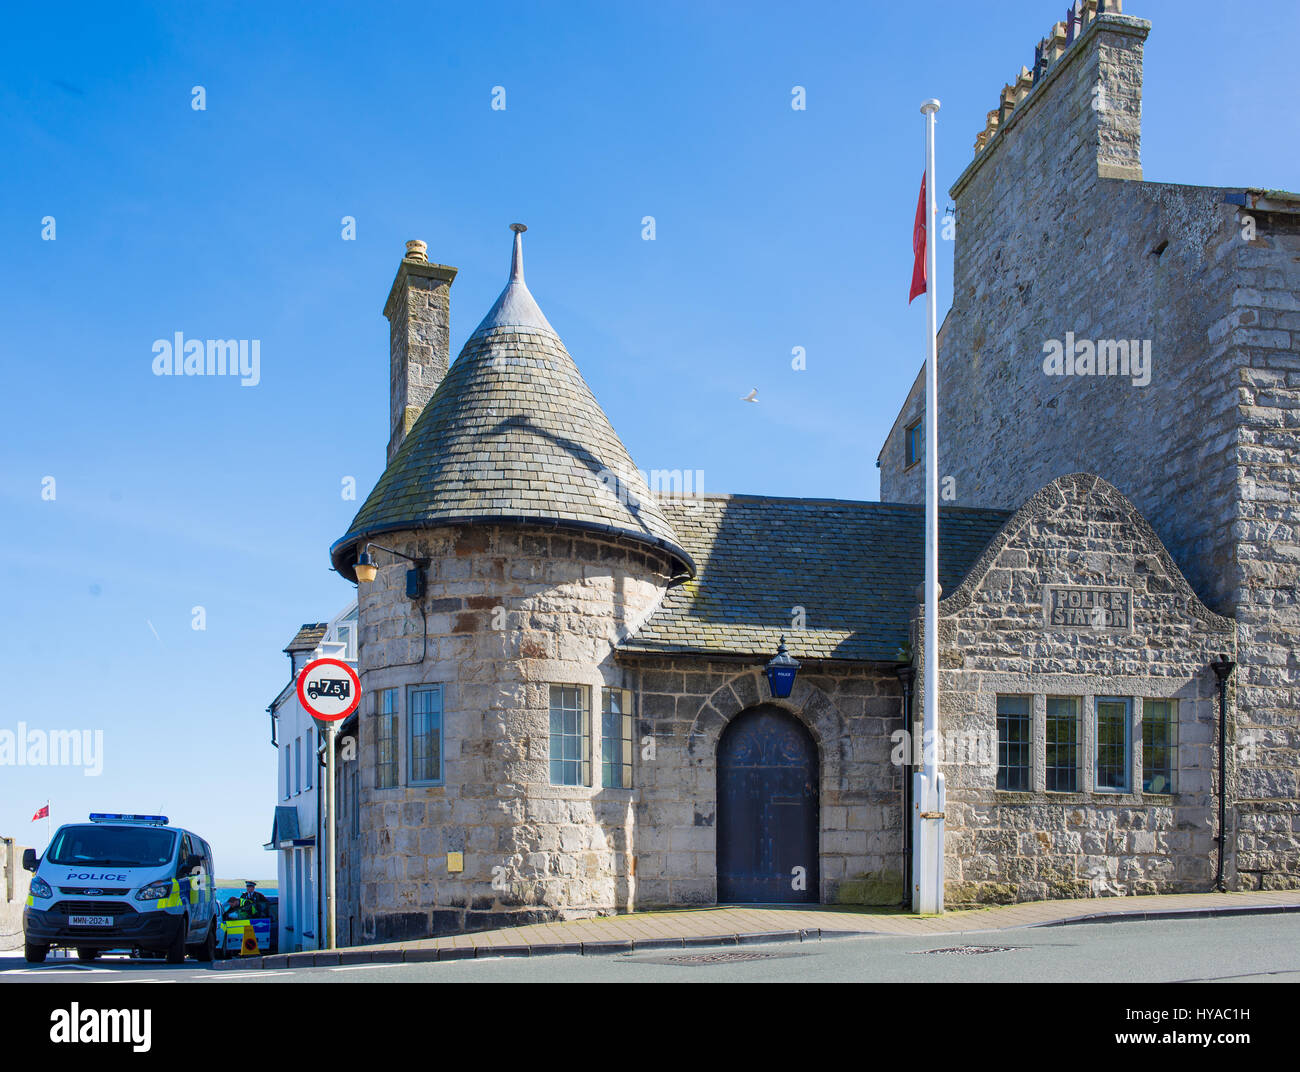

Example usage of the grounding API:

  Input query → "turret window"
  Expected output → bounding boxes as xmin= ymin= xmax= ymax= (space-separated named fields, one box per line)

xmin=408 ymin=684 xmax=444 ymax=785
xmin=550 ymin=685 xmax=591 ymax=787
xmin=375 ymin=688 xmax=398 ymax=789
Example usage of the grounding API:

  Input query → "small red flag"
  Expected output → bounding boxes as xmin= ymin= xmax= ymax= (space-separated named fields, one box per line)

xmin=32 ymin=804 xmax=49 ymax=821
xmin=909 ymin=171 xmax=927 ymax=303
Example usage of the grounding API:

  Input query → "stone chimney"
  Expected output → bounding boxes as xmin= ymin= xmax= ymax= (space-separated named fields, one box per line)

xmin=383 ymin=240 xmax=457 ymax=464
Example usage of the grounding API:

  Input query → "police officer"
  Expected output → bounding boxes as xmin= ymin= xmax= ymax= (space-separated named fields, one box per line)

xmin=239 ymin=881 xmax=267 ymax=916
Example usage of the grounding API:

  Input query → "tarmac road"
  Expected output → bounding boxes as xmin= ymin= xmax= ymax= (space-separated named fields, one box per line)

xmin=3 ymin=912 xmax=1299 ymax=983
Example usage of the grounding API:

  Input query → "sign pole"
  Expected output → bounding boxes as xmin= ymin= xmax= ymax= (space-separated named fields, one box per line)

xmin=327 ymin=720 xmax=337 ymax=951
xmin=296 ymin=655 xmax=359 ymax=953
xmin=914 ymin=96 xmax=946 ymax=915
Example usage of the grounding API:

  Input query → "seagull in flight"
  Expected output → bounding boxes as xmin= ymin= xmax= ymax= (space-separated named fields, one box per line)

xmin=741 ymin=388 xmax=758 ymax=403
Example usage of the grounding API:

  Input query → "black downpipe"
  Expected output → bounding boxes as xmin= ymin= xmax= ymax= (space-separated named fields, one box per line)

xmin=895 ymin=663 xmax=916 ymax=907
xmin=1211 ymin=654 xmax=1236 ymax=892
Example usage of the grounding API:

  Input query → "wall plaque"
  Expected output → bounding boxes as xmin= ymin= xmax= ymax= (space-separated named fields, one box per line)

xmin=1043 ymin=585 xmax=1133 ymax=632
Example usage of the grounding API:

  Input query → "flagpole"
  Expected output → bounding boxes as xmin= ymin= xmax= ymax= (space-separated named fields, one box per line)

xmin=915 ymin=97 xmax=945 ymax=915
xmin=46 ymin=799 xmax=51 ymax=849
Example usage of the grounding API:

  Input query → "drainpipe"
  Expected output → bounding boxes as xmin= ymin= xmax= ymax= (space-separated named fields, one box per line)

xmin=1210 ymin=654 xmax=1236 ymax=892
xmin=894 ymin=661 xmax=916 ymax=907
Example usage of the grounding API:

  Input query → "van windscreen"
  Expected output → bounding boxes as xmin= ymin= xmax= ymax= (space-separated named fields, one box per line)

xmin=47 ymin=825 xmax=177 ymax=868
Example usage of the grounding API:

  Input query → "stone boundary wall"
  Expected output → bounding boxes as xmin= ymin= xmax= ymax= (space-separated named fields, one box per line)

xmin=1 ymin=838 xmax=32 ymax=948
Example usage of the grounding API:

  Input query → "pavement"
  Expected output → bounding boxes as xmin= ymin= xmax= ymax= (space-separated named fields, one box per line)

xmin=211 ymin=888 xmax=1300 ymax=969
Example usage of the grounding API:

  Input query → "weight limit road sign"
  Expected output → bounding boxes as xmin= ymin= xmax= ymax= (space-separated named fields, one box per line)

xmin=297 ymin=657 xmax=361 ymax=722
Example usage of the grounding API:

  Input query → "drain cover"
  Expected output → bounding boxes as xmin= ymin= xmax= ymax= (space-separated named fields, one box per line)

xmin=911 ymin=945 xmax=1016 ymax=956
xmin=666 ymin=951 xmax=780 ymax=965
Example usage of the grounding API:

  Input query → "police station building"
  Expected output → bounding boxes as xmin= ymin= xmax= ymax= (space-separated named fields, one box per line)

xmin=323 ymin=3 xmax=1297 ymax=942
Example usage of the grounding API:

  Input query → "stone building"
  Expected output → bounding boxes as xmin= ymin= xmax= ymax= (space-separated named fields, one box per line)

xmin=324 ymin=2 xmax=1290 ymax=942
xmin=878 ymin=0 xmax=1299 ymax=892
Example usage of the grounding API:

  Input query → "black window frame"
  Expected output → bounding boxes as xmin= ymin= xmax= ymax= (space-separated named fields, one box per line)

xmin=1045 ymin=696 xmax=1080 ymax=793
xmin=996 ymin=694 xmax=1032 ymax=792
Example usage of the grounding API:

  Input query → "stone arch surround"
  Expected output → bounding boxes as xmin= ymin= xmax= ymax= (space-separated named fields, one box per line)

xmin=636 ymin=668 xmax=895 ymax=906
xmin=686 ymin=670 xmax=849 ymax=790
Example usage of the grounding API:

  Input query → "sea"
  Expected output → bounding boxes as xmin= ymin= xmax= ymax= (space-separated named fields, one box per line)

xmin=216 ymin=885 xmax=278 ymax=904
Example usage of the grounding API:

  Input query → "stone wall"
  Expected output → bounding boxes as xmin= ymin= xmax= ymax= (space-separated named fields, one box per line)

xmin=914 ymin=474 xmax=1236 ymax=905
xmin=877 ymin=7 xmax=1300 ymax=890
xmin=1 ymin=838 xmax=32 ymax=950
xmin=1226 ymin=201 xmax=1300 ymax=888
xmin=620 ymin=659 xmax=906 ymax=907
xmin=350 ymin=523 xmax=675 ymax=941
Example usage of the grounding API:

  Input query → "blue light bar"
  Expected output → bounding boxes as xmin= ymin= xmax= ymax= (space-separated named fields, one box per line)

xmin=89 ymin=813 xmax=170 ymax=826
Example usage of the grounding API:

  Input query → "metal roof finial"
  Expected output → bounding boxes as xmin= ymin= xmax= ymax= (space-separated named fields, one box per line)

xmin=509 ymin=223 xmax=527 ymax=283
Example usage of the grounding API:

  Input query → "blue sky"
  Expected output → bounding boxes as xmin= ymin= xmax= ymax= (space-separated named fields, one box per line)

xmin=1 ymin=1 xmax=1296 ymax=876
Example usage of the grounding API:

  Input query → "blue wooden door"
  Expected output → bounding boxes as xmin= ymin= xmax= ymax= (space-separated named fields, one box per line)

xmin=717 ymin=707 xmax=819 ymax=903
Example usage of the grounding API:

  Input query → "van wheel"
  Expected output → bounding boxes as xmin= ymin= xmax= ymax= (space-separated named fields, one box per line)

xmin=24 ymin=942 xmax=49 ymax=964
xmin=191 ymin=921 xmax=216 ymax=962
xmin=166 ymin=917 xmax=188 ymax=964
xmin=76 ymin=948 xmax=100 ymax=961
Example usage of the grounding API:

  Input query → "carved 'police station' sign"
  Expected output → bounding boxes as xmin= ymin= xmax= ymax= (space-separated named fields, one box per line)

xmin=1044 ymin=586 xmax=1133 ymax=631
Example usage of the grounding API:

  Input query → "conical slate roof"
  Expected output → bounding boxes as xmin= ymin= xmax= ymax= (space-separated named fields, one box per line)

xmin=331 ymin=227 xmax=694 ymax=580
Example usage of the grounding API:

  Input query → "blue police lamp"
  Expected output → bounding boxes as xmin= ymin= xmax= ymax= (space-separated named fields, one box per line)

xmin=764 ymin=636 xmax=800 ymax=699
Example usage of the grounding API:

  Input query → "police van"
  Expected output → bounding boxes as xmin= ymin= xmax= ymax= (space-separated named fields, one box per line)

xmin=22 ymin=813 xmax=219 ymax=965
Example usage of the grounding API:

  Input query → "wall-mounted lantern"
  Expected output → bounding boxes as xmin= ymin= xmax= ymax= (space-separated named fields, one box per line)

xmin=353 ymin=542 xmax=427 ymax=600
xmin=764 ymin=636 xmax=801 ymax=699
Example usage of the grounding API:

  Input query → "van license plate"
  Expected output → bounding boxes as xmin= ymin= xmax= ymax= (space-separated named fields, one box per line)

xmin=69 ymin=915 xmax=113 ymax=927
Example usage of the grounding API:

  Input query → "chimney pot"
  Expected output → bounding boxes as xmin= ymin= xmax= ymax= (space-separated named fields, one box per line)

xmin=405 ymin=239 xmax=429 ymax=262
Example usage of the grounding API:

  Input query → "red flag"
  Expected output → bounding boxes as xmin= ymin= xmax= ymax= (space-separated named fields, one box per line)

xmin=32 ymin=804 xmax=48 ymax=821
xmin=909 ymin=171 xmax=927 ymax=303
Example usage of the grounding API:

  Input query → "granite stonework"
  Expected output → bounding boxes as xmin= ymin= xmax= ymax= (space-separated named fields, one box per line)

xmin=337 ymin=472 xmax=1242 ymax=936
xmin=385 ymin=251 xmax=456 ymax=465
xmin=348 ymin=524 xmax=676 ymax=941
xmin=912 ymin=474 xmax=1235 ymax=905
xmin=326 ymin=5 xmax=1293 ymax=940
xmin=879 ymin=9 xmax=1300 ymax=890
xmin=617 ymin=659 xmax=906 ymax=908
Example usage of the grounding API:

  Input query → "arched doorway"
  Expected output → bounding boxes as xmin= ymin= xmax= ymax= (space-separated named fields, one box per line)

xmin=717 ymin=705 xmax=819 ymax=903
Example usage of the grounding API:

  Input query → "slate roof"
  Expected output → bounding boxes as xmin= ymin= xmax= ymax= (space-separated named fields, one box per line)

xmin=331 ymin=230 xmax=692 ymax=580
xmin=283 ymin=622 xmax=328 ymax=654
xmin=619 ymin=495 xmax=1012 ymax=663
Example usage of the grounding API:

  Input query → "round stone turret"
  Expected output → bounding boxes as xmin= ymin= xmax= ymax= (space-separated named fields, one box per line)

xmin=334 ymin=227 xmax=693 ymax=941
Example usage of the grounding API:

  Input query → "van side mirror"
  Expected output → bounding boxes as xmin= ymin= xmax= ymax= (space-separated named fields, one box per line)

xmin=179 ymin=853 xmax=202 ymax=875
xmin=22 ymin=849 xmax=38 ymax=872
